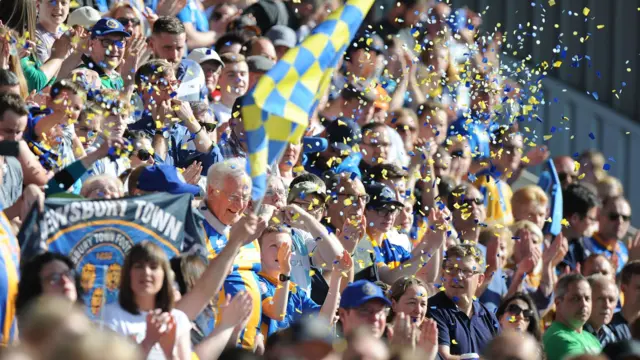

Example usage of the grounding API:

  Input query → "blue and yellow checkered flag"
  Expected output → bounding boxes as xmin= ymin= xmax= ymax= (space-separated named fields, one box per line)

xmin=241 ymin=0 xmax=374 ymax=200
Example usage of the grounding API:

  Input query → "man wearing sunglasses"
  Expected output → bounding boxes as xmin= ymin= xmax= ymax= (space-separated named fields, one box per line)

xmin=583 ymin=195 xmax=631 ymax=274
xmin=428 ymin=244 xmax=500 ymax=359
xmin=360 ymin=182 xmax=445 ymax=285
xmin=543 ymin=274 xmax=601 ymax=360
xmin=77 ymin=18 xmax=130 ymax=90
xmin=553 ymin=155 xmax=580 ymax=190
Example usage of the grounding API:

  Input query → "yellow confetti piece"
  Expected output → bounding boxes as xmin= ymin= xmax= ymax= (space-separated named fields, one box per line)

xmin=597 ymin=25 xmax=605 ymax=29
xmin=553 ymin=61 xmax=562 ymax=68
xmin=452 ymin=340 xmax=458 ymax=345
xmin=549 ymin=0 xmax=555 ymax=6
xmin=583 ymin=7 xmax=590 ymax=16
xmin=543 ymin=134 xmax=553 ymax=141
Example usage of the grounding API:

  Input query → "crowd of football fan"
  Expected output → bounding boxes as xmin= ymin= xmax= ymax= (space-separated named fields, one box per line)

xmin=0 ymin=0 xmax=639 ymax=359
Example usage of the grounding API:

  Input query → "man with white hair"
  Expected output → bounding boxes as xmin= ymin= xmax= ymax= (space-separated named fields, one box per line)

xmin=201 ymin=157 xmax=264 ymax=350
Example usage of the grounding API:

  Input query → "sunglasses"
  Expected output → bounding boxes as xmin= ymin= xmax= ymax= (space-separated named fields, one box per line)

xmin=99 ymin=38 xmax=126 ymax=49
xmin=371 ymin=206 xmax=400 ymax=217
xmin=557 ymin=172 xmax=577 ymax=183
xmin=505 ymin=303 xmax=534 ymax=320
xmin=608 ymin=212 xmax=631 ymax=222
xmin=461 ymin=197 xmax=484 ymax=206
xmin=211 ymin=12 xmax=224 ymax=21
xmin=117 ymin=17 xmax=141 ymax=27
xmin=43 ymin=269 xmax=76 ymax=285
xmin=136 ymin=149 xmax=151 ymax=161
xmin=450 ymin=150 xmax=466 ymax=158
xmin=199 ymin=122 xmax=217 ymax=132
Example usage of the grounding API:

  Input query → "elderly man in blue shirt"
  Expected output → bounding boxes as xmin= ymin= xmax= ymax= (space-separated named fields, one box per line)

xmin=427 ymin=244 xmax=501 ymax=359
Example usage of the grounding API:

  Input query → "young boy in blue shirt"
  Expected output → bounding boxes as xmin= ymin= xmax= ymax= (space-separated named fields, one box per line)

xmin=257 ymin=225 xmax=352 ymax=339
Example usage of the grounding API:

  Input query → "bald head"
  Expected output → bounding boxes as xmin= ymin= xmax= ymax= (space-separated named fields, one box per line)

xmin=554 ymin=156 xmax=578 ymax=188
xmin=482 ymin=332 xmax=541 ymax=360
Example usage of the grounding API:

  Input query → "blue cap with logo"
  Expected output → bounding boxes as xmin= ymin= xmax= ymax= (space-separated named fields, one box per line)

xmin=339 ymin=280 xmax=391 ymax=309
xmin=91 ymin=17 xmax=131 ymax=38
xmin=137 ymin=164 xmax=200 ymax=196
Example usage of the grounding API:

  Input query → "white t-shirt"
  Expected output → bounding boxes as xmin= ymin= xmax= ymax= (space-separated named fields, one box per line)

xmin=101 ymin=303 xmax=191 ymax=360
xmin=290 ymin=228 xmax=317 ymax=295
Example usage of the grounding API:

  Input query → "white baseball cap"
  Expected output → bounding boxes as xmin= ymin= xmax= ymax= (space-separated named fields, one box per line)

xmin=187 ymin=48 xmax=225 ymax=67
xmin=67 ymin=7 xmax=102 ymax=29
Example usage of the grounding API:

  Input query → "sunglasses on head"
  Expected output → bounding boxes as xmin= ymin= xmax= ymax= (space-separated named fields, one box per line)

xmin=505 ymin=303 xmax=534 ymax=319
xmin=608 ymin=212 xmax=631 ymax=222
xmin=117 ymin=17 xmax=141 ymax=27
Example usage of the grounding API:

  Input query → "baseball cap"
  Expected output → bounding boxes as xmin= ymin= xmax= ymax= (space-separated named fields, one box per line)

xmin=266 ymin=25 xmax=297 ymax=48
xmin=326 ymin=117 xmax=362 ymax=152
xmin=365 ymin=182 xmax=403 ymax=210
xmin=347 ymin=33 xmax=384 ymax=57
xmin=67 ymin=6 xmax=102 ymax=29
xmin=137 ymin=165 xmax=200 ymax=196
xmin=287 ymin=178 xmax=327 ymax=204
xmin=91 ymin=18 xmax=131 ymax=38
xmin=187 ymin=48 xmax=224 ymax=67
xmin=246 ymin=55 xmax=275 ymax=73
xmin=340 ymin=280 xmax=391 ymax=309
xmin=341 ymin=83 xmax=378 ymax=103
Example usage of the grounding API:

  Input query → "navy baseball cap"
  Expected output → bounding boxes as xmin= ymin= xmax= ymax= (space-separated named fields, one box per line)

xmin=91 ymin=18 xmax=131 ymax=38
xmin=137 ymin=165 xmax=200 ymax=196
xmin=326 ymin=117 xmax=362 ymax=151
xmin=340 ymin=280 xmax=391 ymax=309
xmin=365 ymin=182 xmax=403 ymax=210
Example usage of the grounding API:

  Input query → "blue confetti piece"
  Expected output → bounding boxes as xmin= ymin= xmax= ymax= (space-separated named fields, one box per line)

xmin=608 ymin=157 xmax=616 ymax=163
xmin=603 ymin=164 xmax=611 ymax=171
xmin=589 ymin=132 xmax=595 ymax=140
xmin=592 ymin=92 xmax=599 ymax=100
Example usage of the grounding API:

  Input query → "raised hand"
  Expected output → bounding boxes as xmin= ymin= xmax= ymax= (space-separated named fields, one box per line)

xmin=218 ymin=292 xmax=253 ymax=330
xmin=121 ymin=34 xmax=147 ymax=84
xmin=333 ymin=249 xmax=353 ymax=273
xmin=390 ymin=312 xmax=417 ymax=348
xmin=229 ymin=212 xmax=263 ymax=246
xmin=156 ymin=0 xmax=187 ymax=17
xmin=158 ymin=314 xmax=177 ymax=359
xmin=144 ymin=310 xmax=172 ymax=346
xmin=143 ymin=7 xmax=159 ymax=27
xmin=543 ymin=233 xmax=569 ymax=267
xmin=153 ymin=100 xmax=173 ymax=129
xmin=337 ymin=214 xmax=366 ymax=248
xmin=418 ymin=318 xmax=439 ymax=360
xmin=524 ymin=145 xmax=550 ymax=167
xmin=181 ymin=161 xmax=202 ymax=185
xmin=628 ymin=231 xmax=640 ymax=261
xmin=519 ymin=242 xmax=542 ymax=276
xmin=277 ymin=241 xmax=292 ymax=274
xmin=94 ymin=136 xmax=126 ymax=159
xmin=279 ymin=203 xmax=311 ymax=229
